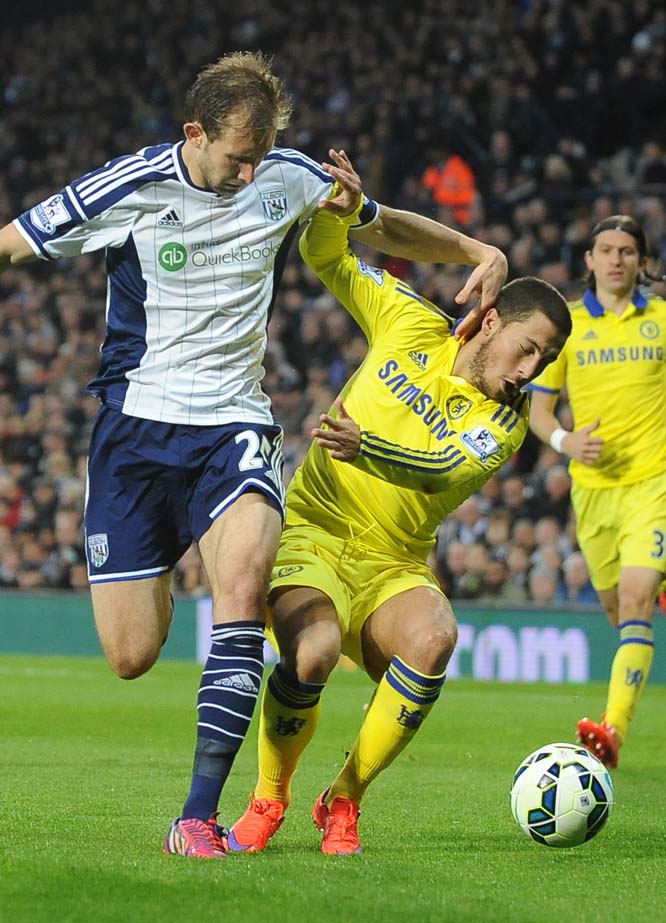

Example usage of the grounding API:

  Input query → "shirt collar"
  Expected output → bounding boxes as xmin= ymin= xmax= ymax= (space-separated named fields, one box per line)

xmin=582 ymin=287 xmax=648 ymax=317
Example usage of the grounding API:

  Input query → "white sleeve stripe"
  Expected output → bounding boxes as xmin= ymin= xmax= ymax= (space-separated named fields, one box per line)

xmin=266 ymin=149 xmax=331 ymax=182
xmin=76 ymin=150 xmax=175 ymax=199
xmin=136 ymin=144 xmax=173 ymax=160
xmin=144 ymin=149 xmax=176 ymax=171
xmin=275 ymin=147 xmax=326 ymax=170
xmin=274 ymin=150 xmax=331 ymax=175
xmin=76 ymin=148 xmax=174 ymax=193
xmin=76 ymin=155 xmax=145 ymax=194
xmin=142 ymin=150 xmax=176 ymax=172
xmin=79 ymin=162 xmax=174 ymax=206
xmin=77 ymin=160 xmax=175 ymax=204
xmin=66 ymin=185 xmax=87 ymax=220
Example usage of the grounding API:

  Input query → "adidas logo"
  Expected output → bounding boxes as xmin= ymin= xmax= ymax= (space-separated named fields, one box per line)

xmin=213 ymin=672 xmax=259 ymax=694
xmin=408 ymin=350 xmax=428 ymax=370
xmin=582 ymin=329 xmax=598 ymax=340
xmin=157 ymin=209 xmax=183 ymax=227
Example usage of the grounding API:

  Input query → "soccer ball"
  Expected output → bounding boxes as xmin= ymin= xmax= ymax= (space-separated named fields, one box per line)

xmin=510 ymin=742 xmax=614 ymax=848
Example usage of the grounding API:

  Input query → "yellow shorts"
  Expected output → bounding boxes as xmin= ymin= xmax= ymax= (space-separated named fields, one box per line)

xmin=571 ymin=472 xmax=666 ymax=591
xmin=268 ymin=523 xmax=444 ymax=669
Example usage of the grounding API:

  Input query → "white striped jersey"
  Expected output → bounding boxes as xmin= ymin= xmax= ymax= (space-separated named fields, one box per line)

xmin=14 ymin=142 xmax=378 ymax=425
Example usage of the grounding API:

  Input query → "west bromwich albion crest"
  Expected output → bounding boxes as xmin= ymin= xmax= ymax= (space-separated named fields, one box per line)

xmin=87 ymin=533 xmax=109 ymax=568
xmin=261 ymin=189 xmax=288 ymax=221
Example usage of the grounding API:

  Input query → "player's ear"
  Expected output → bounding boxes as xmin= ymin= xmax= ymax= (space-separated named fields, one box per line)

xmin=480 ymin=307 xmax=500 ymax=335
xmin=183 ymin=122 xmax=206 ymax=148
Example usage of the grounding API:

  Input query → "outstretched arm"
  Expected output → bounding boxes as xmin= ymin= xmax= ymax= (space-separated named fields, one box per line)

xmin=314 ymin=150 xmax=507 ymax=341
xmin=350 ymin=203 xmax=507 ymax=337
xmin=318 ymin=150 xmax=507 ymax=337
xmin=0 ymin=223 xmax=37 ymax=271
xmin=529 ymin=388 xmax=604 ymax=464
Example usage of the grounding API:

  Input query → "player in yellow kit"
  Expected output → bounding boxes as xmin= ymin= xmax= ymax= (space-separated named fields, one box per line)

xmin=226 ymin=151 xmax=571 ymax=855
xmin=529 ymin=215 xmax=666 ymax=769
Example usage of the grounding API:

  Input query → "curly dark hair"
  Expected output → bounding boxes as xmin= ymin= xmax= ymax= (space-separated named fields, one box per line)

xmin=495 ymin=276 xmax=572 ymax=339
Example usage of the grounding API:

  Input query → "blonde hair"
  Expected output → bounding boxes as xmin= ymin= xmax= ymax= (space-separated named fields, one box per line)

xmin=184 ymin=51 xmax=292 ymax=139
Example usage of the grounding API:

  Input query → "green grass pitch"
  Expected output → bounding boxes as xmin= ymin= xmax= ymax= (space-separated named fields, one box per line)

xmin=2 ymin=654 xmax=665 ymax=923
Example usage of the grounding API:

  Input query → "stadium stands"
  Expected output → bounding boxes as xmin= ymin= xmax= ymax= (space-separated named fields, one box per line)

xmin=1 ymin=0 xmax=665 ymax=596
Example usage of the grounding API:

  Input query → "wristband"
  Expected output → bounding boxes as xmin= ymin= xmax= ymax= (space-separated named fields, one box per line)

xmin=549 ymin=428 xmax=568 ymax=453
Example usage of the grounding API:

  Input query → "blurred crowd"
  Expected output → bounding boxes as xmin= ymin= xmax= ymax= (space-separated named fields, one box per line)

xmin=1 ymin=0 xmax=666 ymax=602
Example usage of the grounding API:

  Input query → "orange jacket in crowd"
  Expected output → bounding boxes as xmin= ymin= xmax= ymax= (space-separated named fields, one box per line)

xmin=421 ymin=154 xmax=477 ymax=225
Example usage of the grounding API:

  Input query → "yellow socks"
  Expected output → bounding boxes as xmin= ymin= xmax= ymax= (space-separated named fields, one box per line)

xmin=328 ymin=655 xmax=445 ymax=805
xmin=255 ymin=665 xmax=324 ymax=806
xmin=604 ymin=619 xmax=654 ymax=741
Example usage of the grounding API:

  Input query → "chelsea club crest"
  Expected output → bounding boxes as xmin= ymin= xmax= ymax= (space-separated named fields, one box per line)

xmin=446 ymin=395 xmax=473 ymax=420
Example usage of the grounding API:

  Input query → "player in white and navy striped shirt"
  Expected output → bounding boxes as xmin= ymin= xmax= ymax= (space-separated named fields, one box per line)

xmin=0 ymin=51 xmax=507 ymax=858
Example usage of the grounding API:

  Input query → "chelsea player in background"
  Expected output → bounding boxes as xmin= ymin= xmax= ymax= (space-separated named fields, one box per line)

xmin=0 ymin=52 xmax=508 ymax=859
xmin=530 ymin=216 xmax=666 ymax=769
xmin=226 ymin=150 xmax=571 ymax=856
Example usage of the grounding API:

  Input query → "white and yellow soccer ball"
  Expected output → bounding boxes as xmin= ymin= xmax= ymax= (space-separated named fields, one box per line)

xmin=510 ymin=742 xmax=614 ymax=848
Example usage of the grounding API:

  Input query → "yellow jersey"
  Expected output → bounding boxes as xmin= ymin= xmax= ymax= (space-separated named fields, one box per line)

xmin=531 ymin=288 xmax=666 ymax=488
xmin=285 ymin=206 xmax=529 ymax=563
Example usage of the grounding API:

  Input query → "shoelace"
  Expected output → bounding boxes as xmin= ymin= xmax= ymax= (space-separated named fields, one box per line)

xmin=326 ymin=806 xmax=359 ymax=843
xmin=250 ymin=799 xmax=283 ymax=819
xmin=252 ymin=800 xmax=272 ymax=816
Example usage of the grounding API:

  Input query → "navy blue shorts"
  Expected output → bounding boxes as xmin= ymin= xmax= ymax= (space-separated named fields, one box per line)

xmin=84 ymin=405 xmax=285 ymax=584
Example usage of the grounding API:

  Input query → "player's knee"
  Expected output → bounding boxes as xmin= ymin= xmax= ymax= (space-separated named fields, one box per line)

xmin=279 ymin=652 xmax=334 ymax=688
xmin=617 ymin=588 xmax=656 ymax=620
xmin=408 ymin=618 xmax=458 ymax=674
xmin=106 ymin=647 xmax=159 ymax=680
xmin=287 ymin=626 xmax=341 ymax=684
xmin=296 ymin=652 xmax=339 ymax=684
xmin=214 ymin=574 xmax=269 ymax=621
